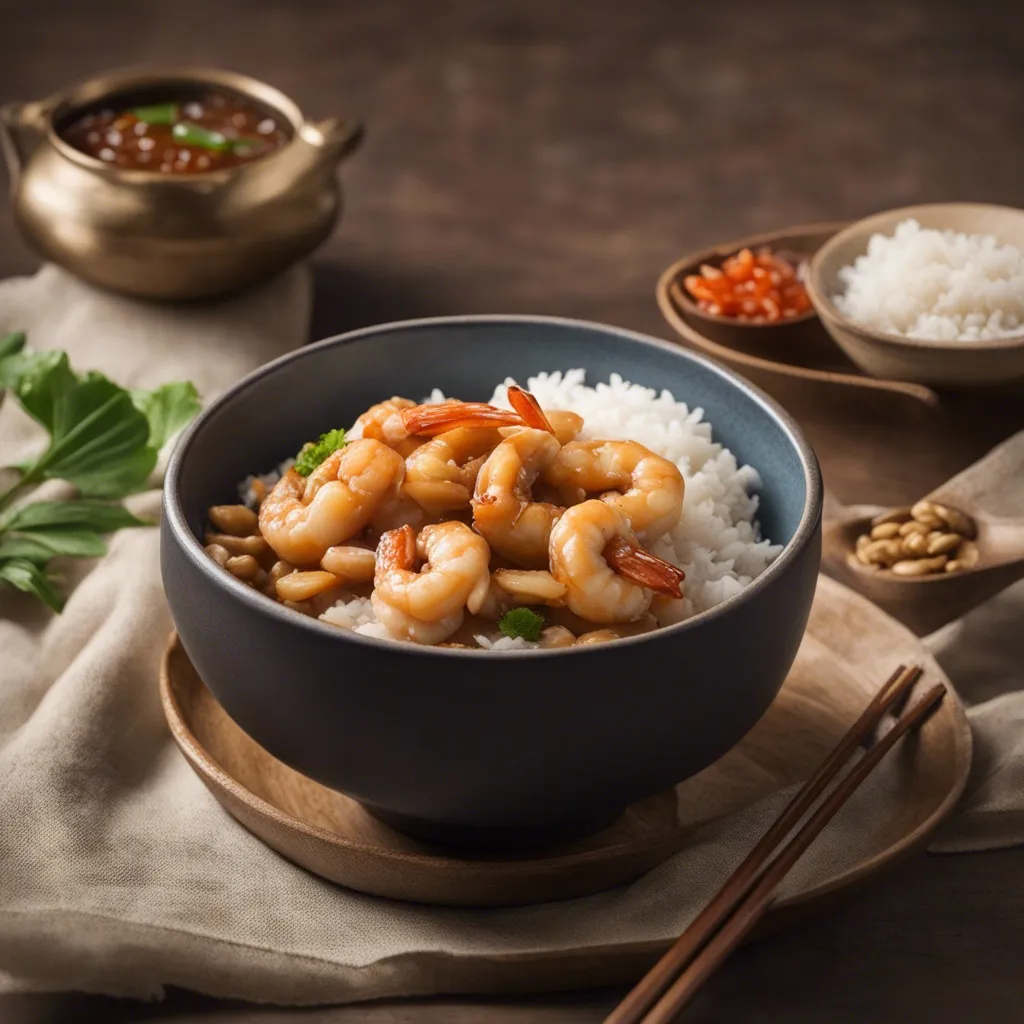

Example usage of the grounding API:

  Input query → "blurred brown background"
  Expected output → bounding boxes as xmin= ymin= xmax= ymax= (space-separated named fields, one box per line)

xmin=2 ymin=0 xmax=1024 ymax=1021
xmin=3 ymin=0 xmax=1024 ymax=340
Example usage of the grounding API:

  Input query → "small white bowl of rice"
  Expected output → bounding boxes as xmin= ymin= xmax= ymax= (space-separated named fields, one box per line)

xmin=807 ymin=203 xmax=1024 ymax=388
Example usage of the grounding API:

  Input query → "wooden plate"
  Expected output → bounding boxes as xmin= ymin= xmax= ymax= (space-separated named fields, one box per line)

xmin=161 ymin=575 xmax=971 ymax=912
xmin=656 ymin=223 xmax=1024 ymax=508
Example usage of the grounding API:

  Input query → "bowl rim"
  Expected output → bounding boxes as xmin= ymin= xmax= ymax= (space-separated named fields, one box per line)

xmin=38 ymin=64 xmax=305 ymax=182
xmin=163 ymin=314 xmax=823 ymax=658
xmin=807 ymin=202 xmax=1024 ymax=353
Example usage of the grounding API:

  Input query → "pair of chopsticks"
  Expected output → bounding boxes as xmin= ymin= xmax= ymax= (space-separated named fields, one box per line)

xmin=605 ymin=664 xmax=944 ymax=1024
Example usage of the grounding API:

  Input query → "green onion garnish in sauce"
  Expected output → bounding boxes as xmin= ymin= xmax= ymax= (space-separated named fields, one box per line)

xmin=131 ymin=103 xmax=179 ymax=126
xmin=171 ymin=121 xmax=231 ymax=152
xmin=230 ymin=137 xmax=270 ymax=157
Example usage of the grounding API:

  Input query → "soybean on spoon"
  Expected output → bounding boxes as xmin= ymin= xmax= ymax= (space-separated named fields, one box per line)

xmin=822 ymin=429 xmax=1024 ymax=635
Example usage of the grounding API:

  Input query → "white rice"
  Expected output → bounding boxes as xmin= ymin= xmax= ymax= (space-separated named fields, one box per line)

xmin=475 ymin=635 xmax=538 ymax=651
xmin=318 ymin=370 xmax=782 ymax=646
xmin=320 ymin=595 xmax=376 ymax=630
xmin=833 ymin=218 xmax=1024 ymax=342
xmin=239 ymin=459 xmax=293 ymax=508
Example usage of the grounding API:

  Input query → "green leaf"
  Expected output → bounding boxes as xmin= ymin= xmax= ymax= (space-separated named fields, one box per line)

xmin=31 ymin=373 xmax=155 ymax=497
xmin=57 ymin=445 xmax=158 ymax=499
xmin=294 ymin=429 xmax=347 ymax=477
xmin=2 ymin=500 xmax=146 ymax=532
xmin=0 ymin=559 xmax=63 ymax=611
xmin=0 ymin=535 xmax=57 ymax=563
xmin=0 ymin=331 xmax=26 ymax=360
xmin=0 ymin=348 xmax=78 ymax=430
xmin=497 ymin=607 xmax=545 ymax=642
xmin=131 ymin=381 xmax=201 ymax=450
xmin=0 ymin=528 xmax=107 ymax=560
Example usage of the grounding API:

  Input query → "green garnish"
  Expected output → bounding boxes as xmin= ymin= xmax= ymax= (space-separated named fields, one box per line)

xmin=132 ymin=103 xmax=179 ymax=126
xmin=171 ymin=121 xmax=230 ymax=152
xmin=0 ymin=335 xmax=201 ymax=612
xmin=293 ymin=429 xmax=347 ymax=477
xmin=498 ymin=607 xmax=545 ymax=642
xmin=229 ymin=136 xmax=270 ymax=157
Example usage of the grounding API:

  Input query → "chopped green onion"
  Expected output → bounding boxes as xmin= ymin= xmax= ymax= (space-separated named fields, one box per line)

xmin=171 ymin=121 xmax=230 ymax=152
xmin=131 ymin=103 xmax=179 ymax=126
xmin=294 ymin=429 xmax=347 ymax=477
xmin=498 ymin=607 xmax=545 ymax=642
xmin=229 ymin=136 xmax=270 ymax=157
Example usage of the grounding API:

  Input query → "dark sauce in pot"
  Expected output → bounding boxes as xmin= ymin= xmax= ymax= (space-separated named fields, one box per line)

xmin=61 ymin=89 xmax=291 ymax=173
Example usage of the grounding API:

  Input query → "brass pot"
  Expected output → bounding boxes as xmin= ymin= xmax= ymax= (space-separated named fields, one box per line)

xmin=0 ymin=67 xmax=364 ymax=300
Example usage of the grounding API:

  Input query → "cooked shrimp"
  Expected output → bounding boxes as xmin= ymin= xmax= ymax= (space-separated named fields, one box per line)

xmin=546 ymin=410 xmax=585 ymax=445
xmin=259 ymin=439 xmax=404 ymax=566
xmin=548 ymin=500 xmax=685 ymax=623
xmin=602 ymin=536 xmax=685 ymax=597
xmin=501 ymin=385 xmax=584 ymax=445
xmin=506 ymin=385 xmax=554 ymax=432
xmin=400 ymin=400 xmax=523 ymax=438
xmin=472 ymin=428 xmax=563 ymax=568
xmin=372 ymin=522 xmax=491 ymax=644
xmin=352 ymin=397 xmax=422 ymax=457
xmin=370 ymin=493 xmax=437 ymax=534
xmin=403 ymin=426 xmax=505 ymax=513
xmin=544 ymin=440 xmax=684 ymax=542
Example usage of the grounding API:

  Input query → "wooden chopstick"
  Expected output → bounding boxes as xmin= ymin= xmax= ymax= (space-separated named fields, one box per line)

xmin=638 ymin=682 xmax=946 ymax=1023
xmin=604 ymin=664 xmax=934 ymax=1024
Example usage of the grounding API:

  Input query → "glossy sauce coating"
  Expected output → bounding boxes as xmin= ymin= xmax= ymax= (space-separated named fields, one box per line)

xmin=61 ymin=91 xmax=290 ymax=173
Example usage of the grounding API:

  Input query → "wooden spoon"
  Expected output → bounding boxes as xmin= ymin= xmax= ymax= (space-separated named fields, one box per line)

xmin=822 ymin=431 xmax=1024 ymax=635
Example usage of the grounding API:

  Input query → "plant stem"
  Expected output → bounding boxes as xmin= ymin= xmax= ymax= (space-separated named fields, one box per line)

xmin=0 ymin=468 xmax=37 ymax=516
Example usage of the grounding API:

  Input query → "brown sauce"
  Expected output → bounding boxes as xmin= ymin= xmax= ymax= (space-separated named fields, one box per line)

xmin=61 ymin=89 xmax=290 ymax=173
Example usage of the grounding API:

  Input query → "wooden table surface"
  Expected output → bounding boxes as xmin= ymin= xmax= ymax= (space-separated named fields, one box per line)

xmin=3 ymin=0 xmax=1024 ymax=1020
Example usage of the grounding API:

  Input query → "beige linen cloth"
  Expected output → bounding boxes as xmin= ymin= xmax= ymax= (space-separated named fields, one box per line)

xmin=0 ymin=265 xmax=1022 ymax=1004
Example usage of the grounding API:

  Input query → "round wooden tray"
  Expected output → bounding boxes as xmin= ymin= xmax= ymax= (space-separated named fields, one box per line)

xmin=656 ymin=222 xmax=1024 ymax=508
xmin=162 ymin=575 xmax=971 ymax=912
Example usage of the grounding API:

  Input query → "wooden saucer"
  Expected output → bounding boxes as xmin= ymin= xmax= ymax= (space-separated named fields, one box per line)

xmin=161 ymin=576 xmax=971 ymax=909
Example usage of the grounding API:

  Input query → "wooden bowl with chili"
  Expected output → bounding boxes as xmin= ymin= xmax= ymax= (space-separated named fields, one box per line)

xmin=660 ymin=228 xmax=823 ymax=366
xmin=1 ymin=67 xmax=364 ymax=300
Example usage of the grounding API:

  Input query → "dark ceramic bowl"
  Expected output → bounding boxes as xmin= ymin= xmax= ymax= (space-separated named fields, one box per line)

xmin=161 ymin=315 xmax=822 ymax=848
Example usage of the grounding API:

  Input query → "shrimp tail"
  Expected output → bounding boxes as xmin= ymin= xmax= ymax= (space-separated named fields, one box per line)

xmin=603 ymin=537 xmax=686 ymax=598
xmin=400 ymin=402 xmax=524 ymax=437
xmin=507 ymin=385 xmax=555 ymax=434
xmin=377 ymin=524 xmax=417 ymax=571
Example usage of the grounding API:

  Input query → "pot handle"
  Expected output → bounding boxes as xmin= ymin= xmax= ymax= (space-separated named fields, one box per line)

xmin=303 ymin=118 xmax=366 ymax=164
xmin=0 ymin=101 xmax=48 ymax=192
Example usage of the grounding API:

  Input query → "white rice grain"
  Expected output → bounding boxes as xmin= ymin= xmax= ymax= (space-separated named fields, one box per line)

xmin=833 ymin=218 xmax=1024 ymax=342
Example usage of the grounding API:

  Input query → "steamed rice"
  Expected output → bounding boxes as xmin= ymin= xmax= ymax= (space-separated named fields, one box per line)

xmin=239 ymin=459 xmax=293 ymax=508
xmin=833 ymin=218 xmax=1024 ymax=342
xmin=321 ymin=369 xmax=782 ymax=644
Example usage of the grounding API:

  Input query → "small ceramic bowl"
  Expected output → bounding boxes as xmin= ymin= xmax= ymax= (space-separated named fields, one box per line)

xmin=807 ymin=203 xmax=1024 ymax=388
xmin=161 ymin=316 xmax=822 ymax=847
xmin=662 ymin=227 xmax=821 ymax=367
